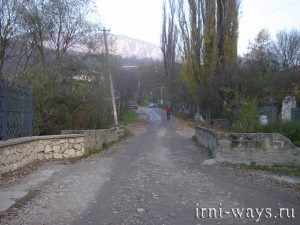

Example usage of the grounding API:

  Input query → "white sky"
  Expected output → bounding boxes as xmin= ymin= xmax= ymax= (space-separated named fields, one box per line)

xmin=95 ymin=0 xmax=300 ymax=56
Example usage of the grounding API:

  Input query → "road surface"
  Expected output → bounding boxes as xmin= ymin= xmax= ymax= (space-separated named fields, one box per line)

xmin=0 ymin=107 xmax=299 ymax=225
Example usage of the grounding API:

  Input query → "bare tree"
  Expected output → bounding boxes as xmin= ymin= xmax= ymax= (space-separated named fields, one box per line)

xmin=18 ymin=0 xmax=99 ymax=78
xmin=0 ymin=0 xmax=19 ymax=78
xmin=271 ymin=29 xmax=300 ymax=70
xmin=13 ymin=0 xmax=108 ymax=134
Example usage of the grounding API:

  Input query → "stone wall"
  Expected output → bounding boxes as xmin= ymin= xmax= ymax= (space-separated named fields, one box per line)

xmin=61 ymin=126 xmax=124 ymax=153
xmin=0 ymin=134 xmax=84 ymax=174
xmin=0 ymin=126 xmax=124 ymax=174
xmin=0 ymin=126 xmax=125 ymax=174
xmin=195 ymin=126 xmax=300 ymax=166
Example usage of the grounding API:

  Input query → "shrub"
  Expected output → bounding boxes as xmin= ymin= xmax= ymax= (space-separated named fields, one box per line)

xmin=232 ymin=97 xmax=258 ymax=132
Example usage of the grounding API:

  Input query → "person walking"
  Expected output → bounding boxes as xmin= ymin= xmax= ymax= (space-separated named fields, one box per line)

xmin=166 ymin=106 xmax=171 ymax=120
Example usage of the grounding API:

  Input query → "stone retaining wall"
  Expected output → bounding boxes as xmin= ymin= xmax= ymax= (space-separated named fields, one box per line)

xmin=0 ymin=134 xmax=84 ymax=174
xmin=195 ymin=126 xmax=300 ymax=166
xmin=0 ymin=126 xmax=125 ymax=174
xmin=0 ymin=126 xmax=124 ymax=174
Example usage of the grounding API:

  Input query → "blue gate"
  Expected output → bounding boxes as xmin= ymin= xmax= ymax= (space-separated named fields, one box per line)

xmin=0 ymin=80 xmax=33 ymax=141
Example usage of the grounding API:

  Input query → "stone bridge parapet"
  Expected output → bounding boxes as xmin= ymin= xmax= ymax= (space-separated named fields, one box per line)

xmin=195 ymin=126 xmax=300 ymax=166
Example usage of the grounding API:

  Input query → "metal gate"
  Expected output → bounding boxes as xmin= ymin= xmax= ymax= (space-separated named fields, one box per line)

xmin=0 ymin=80 xmax=33 ymax=141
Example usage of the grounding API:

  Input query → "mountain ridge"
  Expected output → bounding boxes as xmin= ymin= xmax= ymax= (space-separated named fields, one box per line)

xmin=111 ymin=34 xmax=163 ymax=61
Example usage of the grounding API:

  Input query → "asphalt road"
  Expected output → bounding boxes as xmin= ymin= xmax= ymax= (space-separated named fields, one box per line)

xmin=1 ymin=107 xmax=299 ymax=225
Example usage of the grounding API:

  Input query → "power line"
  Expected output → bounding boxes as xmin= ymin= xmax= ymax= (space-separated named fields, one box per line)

xmin=243 ymin=0 xmax=300 ymax=22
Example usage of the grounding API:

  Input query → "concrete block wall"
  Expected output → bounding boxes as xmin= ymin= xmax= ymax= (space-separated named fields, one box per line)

xmin=61 ymin=126 xmax=124 ymax=152
xmin=195 ymin=126 xmax=300 ymax=166
xmin=0 ymin=134 xmax=84 ymax=174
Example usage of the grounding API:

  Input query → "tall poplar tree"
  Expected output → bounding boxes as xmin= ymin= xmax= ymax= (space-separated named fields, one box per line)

xmin=163 ymin=0 xmax=240 ymax=117
xmin=161 ymin=0 xmax=179 ymax=100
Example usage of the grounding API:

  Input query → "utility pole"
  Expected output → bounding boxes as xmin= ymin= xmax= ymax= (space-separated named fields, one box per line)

xmin=102 ymin=28 xmax=119 ymax=127
xmin=159 ymin=86 xmax=164 ymax=105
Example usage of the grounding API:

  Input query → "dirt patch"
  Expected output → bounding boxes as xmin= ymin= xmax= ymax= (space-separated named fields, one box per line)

xmin=173 ymin=117 xmax=196 ymax=137
xmin=174 ymin=117 xmax=196 ymax=129
xmin=0 ymin=159 xmax=77 ymax=189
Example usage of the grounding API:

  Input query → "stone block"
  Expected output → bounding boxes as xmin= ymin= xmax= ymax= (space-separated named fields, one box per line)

xmin=25 ymin=148 xmax=31 ymax=157
xmin=0 ymin=155 xmax=7 ymax=165
xmin=45 ymin=145 xmax=52 ymax=153
xmin=53 ymin=145 xmax=61 ymax=153
xmin=54 ymin=153 xmax=63 ymax=159
xmin=74 ymin=144 xmax=82 ymax=150
xmin=2 ymin=149 xmax=11 ymax=156
xmin=37 ymin=153 xmax=44 ymax=161
xmin=52 ymin=140 xmax=60 ymax=146
xmin=45 ymin=153 xmax=53 ymax=159
xmin=76 ymin=151 xmax=83 ymax=157
xmin=17 ymin=146 xmax=23 ymax=153
xmin=68 ymin=139 xmax=76 ymax=144
xmin=63 ymin=149 xmax=76 ymax=158
xmin=61 ymin=143 xmax=69 ymax=152
xmin=36 ymin=143 xmax=45 ymax=152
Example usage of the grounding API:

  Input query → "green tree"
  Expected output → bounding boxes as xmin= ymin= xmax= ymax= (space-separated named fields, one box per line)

xmin=176 ymin=0 xmax=239 ymax=118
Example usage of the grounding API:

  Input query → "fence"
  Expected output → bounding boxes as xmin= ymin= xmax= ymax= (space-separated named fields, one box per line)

xmin=0 ymin=80 xmax=33 ymax=141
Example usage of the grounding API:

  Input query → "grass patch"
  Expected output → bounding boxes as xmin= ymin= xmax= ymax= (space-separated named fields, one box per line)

xmin=82 ymin=148 xmax=102 ymax=158
xmin=121 ymin=109 xmax=139 ymax=125
xmin=237 ymin=163 xmax=300 ymax=178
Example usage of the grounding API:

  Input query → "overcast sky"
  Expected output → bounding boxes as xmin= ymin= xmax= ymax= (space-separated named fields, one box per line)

xmin=95 ymin=0 xmax=300 ymax=55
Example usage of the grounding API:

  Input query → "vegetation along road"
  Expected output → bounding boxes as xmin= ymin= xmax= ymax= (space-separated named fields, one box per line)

xmin=1 ymin=108 xmax=299 ymax=225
